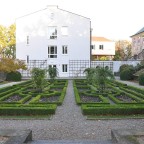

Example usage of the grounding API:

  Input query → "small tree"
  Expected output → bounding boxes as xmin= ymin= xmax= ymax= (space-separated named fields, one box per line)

xmin=84 ymin=68 xmax=96 ymax=84
xmin=95 ymin=67 xmax=114 ymax=92
xmin=84 ymin=67 xmax=114 ymax=92
xmin=31 ymin=68 xmax=47 ymax=92
xmin=47 ymin=67 xmax=58 ymax=82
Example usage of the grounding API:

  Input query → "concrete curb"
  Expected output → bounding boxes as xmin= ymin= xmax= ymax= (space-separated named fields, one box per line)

xmin=0 ymin=129 xmax=32 ymax=144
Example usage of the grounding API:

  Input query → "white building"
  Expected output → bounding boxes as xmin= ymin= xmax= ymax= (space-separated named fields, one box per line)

xmin=91 ymin=36 xmax=115 ymax=60
xmin=16 ymin=6 xmax=91 ymax=78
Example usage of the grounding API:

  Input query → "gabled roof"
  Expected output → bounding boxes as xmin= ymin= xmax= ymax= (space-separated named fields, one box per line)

xmin=130 ymin=27 xmax=144 ymax=37
xmin=16 ymin=5 xmax=90 ymax=21
xmin=92 ymin=36 xmax=112 ymax=42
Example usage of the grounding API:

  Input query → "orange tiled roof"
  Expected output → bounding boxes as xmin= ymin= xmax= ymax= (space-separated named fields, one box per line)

xmin=92 ymin=36 xmax=112 ymax=42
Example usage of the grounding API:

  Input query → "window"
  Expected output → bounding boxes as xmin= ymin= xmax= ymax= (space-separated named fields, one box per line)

xmin=62 ymin=45 xmax=68 ymax=54
xmin=47 ymin=26 xmax=57 ymax=39
xmin=26 ymin=36 xmax=29 ymax=45
xmin=62 ymin=64 xmax=68 ymax=72
xmin=27 ymin=55 xmax=29 ymax=63
xmin=61 ymin=26 xmax=68 ymax=35
xmin=91 ymin=45 xmax=95 ymax=49
xmin=48 ymin=46 xmax=57 ymax=58
xmin=99 ymin=45 xmax=104 ymax=50
xmin=49 ymin=65 xmax=56 ymax=68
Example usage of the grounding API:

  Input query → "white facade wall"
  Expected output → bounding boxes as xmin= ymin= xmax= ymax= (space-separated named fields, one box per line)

xmin=91 ymin=60 xmax=140 ymax=73
xmin=92 ymin=41 xmax=115 ymax=55
xmin=113 ymin=61 xmax=140 ymax=73
xmin=16 ymin=6 xmax=90 ymax=77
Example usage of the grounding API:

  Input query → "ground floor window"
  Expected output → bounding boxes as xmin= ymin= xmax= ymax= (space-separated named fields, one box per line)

xmin=62 ymin=64 xmax=68 ymax=72
xmin=49 ymin=65 xmax=56 ymax=68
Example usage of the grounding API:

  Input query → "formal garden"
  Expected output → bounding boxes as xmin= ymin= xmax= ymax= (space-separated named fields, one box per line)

xmin=0 ymin=67 xmax=68 ymax=117
xmin=73 ymin=64 xmax=144 ymax=118
xmin=0 ymin=59 xmax=144 ymax=118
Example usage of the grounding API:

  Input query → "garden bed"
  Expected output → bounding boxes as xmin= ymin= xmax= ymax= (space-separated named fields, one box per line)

xmin=0 ymin=80 xmax=68 ymax=116
xmin=73 ymin=79 xmax=144 ymax=117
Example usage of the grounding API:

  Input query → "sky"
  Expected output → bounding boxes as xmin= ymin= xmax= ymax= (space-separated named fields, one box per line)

xmin=0 ymin=0 xmax=144 ymax=41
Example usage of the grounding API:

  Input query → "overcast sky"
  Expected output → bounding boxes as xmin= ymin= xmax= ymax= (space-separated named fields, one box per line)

xmin=0 ymin=0 xmax=144 ymax=40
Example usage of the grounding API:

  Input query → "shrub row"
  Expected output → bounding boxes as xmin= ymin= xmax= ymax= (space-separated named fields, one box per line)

xmin=29 ymin=80 xmax=68 ymax=106
xmin=0 ymin=105 xmax=57 ymax=115
xmin=73 ymin=80 xmax=109 ymax=105
xmin=119 ymin=87 xmax=144 ymax=99
xmin=82 ymin=104 xmax=144 ymax=115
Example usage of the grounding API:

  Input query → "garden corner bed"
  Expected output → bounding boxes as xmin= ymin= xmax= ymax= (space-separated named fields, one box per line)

xmin=73 ymin=79 xmax=144 ymax=118
xmin=0 ymin=79 xmax=68 ymax=116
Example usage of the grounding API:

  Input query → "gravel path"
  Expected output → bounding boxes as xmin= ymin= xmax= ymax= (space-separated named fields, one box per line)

xmin=0 ymin=80 xmax=144 ymax=141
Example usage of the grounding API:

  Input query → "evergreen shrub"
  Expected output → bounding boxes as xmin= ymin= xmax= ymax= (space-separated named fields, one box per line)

xmin=6 ymin=71 xmax=22 ymax=81
xmin=139 ymin=73 xmax=144 ymax=85
xmin=120 ymin=69 xmax=134 ymax=80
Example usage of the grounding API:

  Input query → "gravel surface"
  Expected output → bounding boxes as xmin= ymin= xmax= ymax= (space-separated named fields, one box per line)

xmin=0 ymin=80 xmax=144 ymax=141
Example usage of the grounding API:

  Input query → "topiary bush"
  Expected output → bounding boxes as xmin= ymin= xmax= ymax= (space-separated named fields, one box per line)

xmin=120 ymin=69 xmax=134 ymax=80
xmin=6 ymin=71 xmax=22 ymax=81
xmin=139 ymin=73 xmax=144 ymax=85
xmin=119 ymin=64 xmax=134 ymax=73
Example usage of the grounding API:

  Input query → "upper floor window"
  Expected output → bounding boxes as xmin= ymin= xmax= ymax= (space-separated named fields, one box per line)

xmin=91 ymin=45 xmax=95 ymax=49
xmin=48 ymin=46 xmax=57 ymax=58
xmin=62 ymin=45 xmax=68 ymax=54
xmin=61 ymin=26 xmax=68 ymax=36
xmin=26 ymin=36 xmax=29 ymax=45
xmin=47 ymin=26 xmax=57 ymax=39
xmin=99 ymin=45 xmax=104 ymax=50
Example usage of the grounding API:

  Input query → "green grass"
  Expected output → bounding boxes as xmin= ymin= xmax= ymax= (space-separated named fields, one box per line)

xmin=0 ymin=115 xmax=51 ymax=120
xmin=87 ymin=114 xmax=144 ymax=120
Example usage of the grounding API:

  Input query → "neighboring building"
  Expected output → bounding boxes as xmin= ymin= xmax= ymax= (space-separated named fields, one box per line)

xmin=130 ymin=27 xmax=144 ymax=60
xmin=91 ymin=36 xmax=115 ymax=60
xmin=16 ymin=6 xmax=91 ymax=77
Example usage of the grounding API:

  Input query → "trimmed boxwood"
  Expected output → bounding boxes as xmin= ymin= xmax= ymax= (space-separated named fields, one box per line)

xmin=0 ymin=79 xmax=68 ymax=116
xmin=120 ymin=69 xmax=134 ymax=80
xmin=81 ymin=104 xmax=144 ymax=115
xmin=6 ymin=71 xmax=22 ymax=81
xmin=0 ymin=105 xmax=56 ymax=115
xmin=139 ymin=73 xmax=144 ymax=86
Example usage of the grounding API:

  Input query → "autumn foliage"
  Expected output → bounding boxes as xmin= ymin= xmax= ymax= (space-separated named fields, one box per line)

xmin=0 ymin=58 xmax=27 ymax=73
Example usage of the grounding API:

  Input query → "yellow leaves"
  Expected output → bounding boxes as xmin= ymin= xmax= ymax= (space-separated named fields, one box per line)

xmin=0 ymin=24 xmax=16 ymax=58
xmin=0 ymin=58 xmax=27 ymax=73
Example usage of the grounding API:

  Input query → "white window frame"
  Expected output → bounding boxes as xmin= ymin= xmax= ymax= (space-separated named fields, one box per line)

xmin=62 ymin=45 xmax=68 ymax=54
xmin=48 ymin=46 xmax=57 ymax=58
xmin=61 ymin=26 xmax=68 ymax=36
xmin=47 ymin=26 xmax=57 ymax=39
xmin=62 ymin=64 xmax=68 ymax=72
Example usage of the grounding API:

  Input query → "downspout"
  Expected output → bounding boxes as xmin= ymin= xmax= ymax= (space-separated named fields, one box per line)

xmin=90 ymin=21 xmax=92 ymax=68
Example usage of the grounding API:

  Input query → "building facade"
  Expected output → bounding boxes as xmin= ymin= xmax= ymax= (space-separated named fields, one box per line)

xmin=130 ymin=27 xmax=144 ymax=60
xmin=91 ymin=36 xmax=115 ymax=60
xmin=16 ymin=6 xmax=91 ymax=77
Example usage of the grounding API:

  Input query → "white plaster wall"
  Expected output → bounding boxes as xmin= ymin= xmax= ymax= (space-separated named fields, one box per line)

xmin=92 ymin=41 xmax=115 ymax=55
xmin=16 ymin=6 xmax=90 ymax=77
xmin=113 ymin=61 xmax=140 ymax=72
